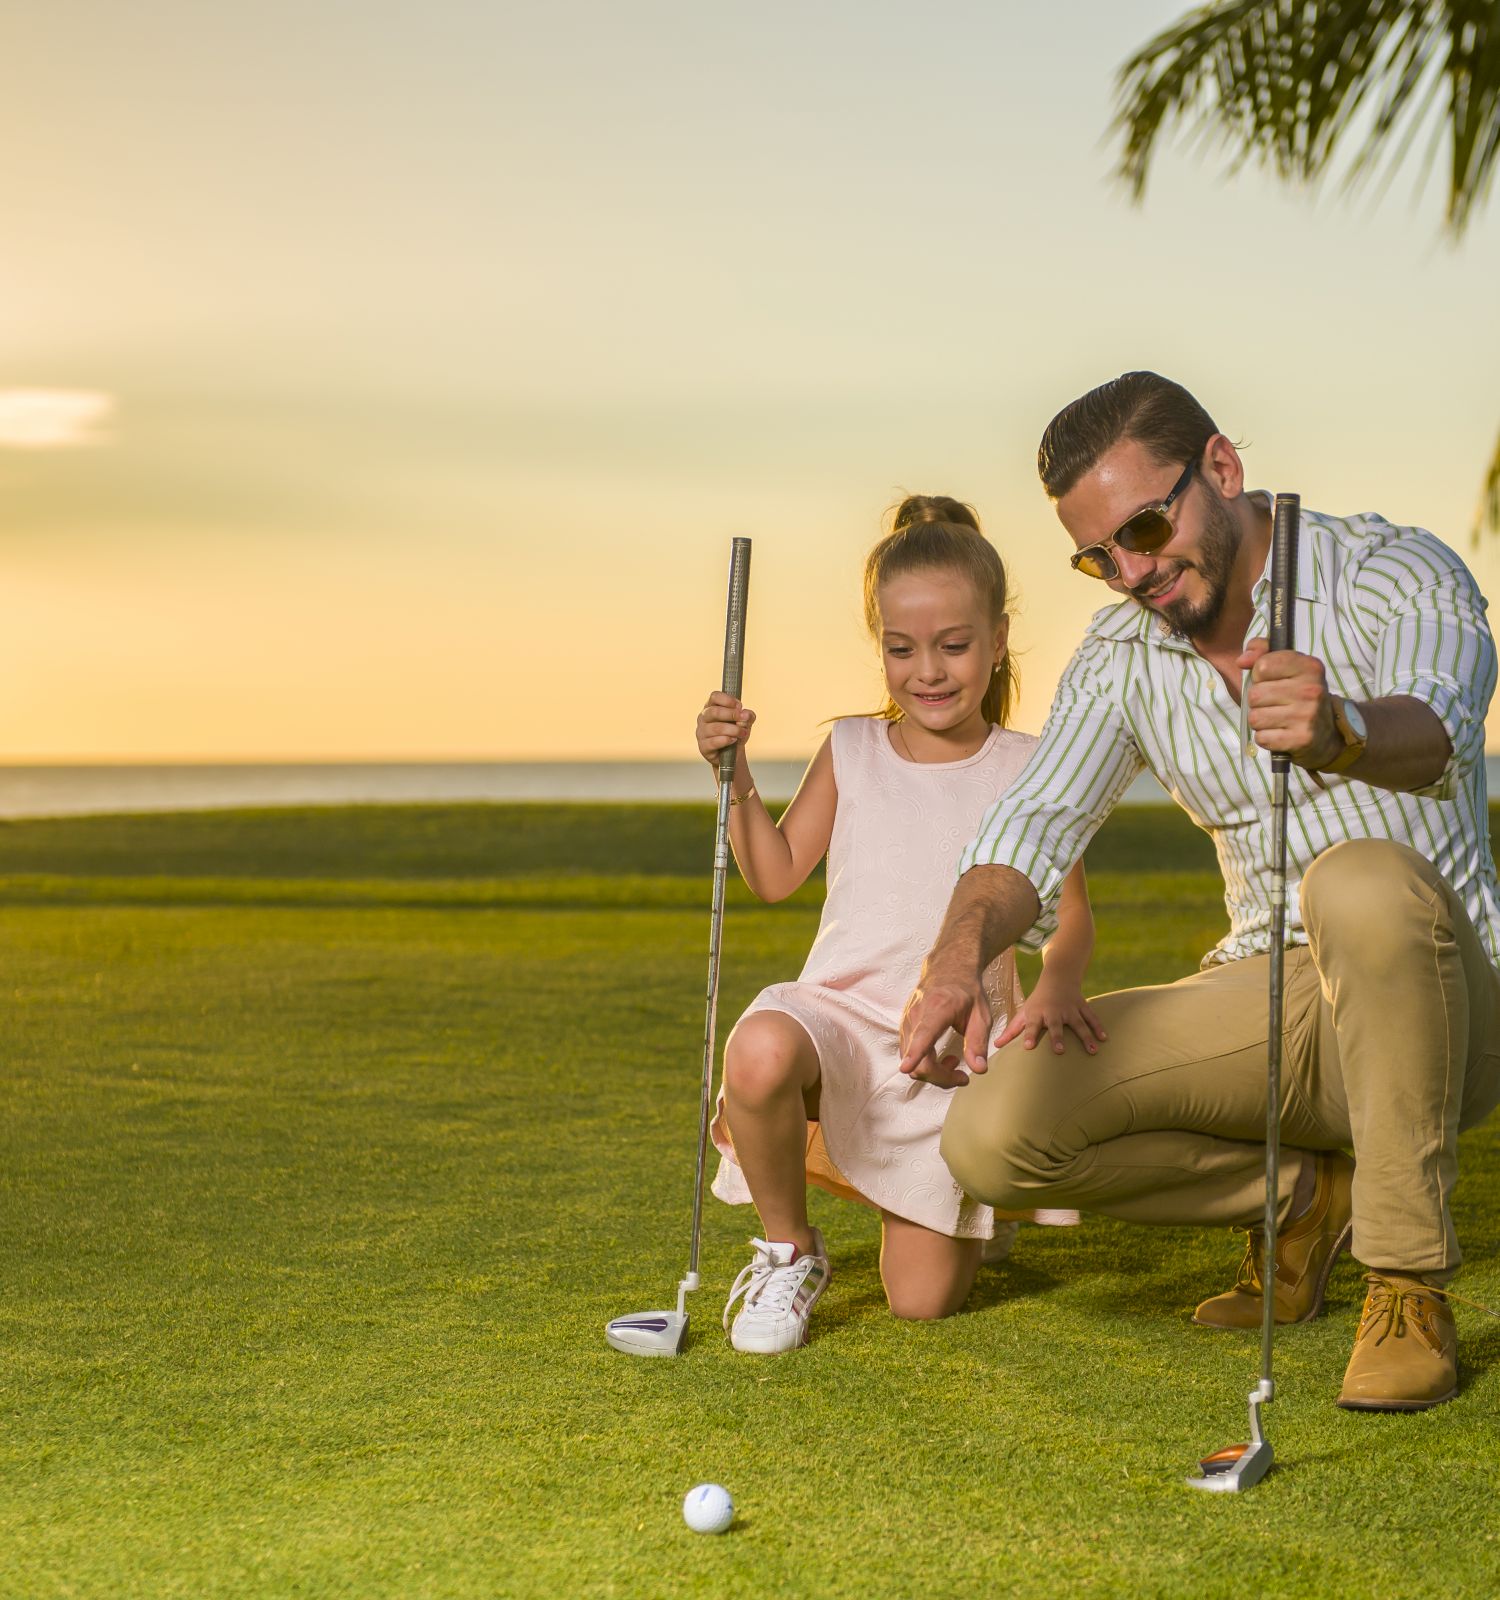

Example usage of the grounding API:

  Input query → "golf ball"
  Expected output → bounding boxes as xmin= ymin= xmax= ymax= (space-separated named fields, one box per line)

xmin=682 ymin=1482 xmax=734 ymax=1535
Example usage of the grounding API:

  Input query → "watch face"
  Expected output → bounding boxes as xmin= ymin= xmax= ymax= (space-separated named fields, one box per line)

xmin=1341 ymin=699 xmax=1368 ymax=741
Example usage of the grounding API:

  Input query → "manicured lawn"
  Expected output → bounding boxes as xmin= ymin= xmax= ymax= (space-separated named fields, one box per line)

xmin=1 ymin=805 xmax=1497 ymax=1596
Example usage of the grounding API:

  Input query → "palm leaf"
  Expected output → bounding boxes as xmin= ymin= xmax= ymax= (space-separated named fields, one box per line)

xmin=1115 ymin=3 xmax=1500 ymax=533
xmin=1478 ymin=425 xmax=1500 ymax=540
xmin=1112 ymin=1 xmax=1500 ymax=240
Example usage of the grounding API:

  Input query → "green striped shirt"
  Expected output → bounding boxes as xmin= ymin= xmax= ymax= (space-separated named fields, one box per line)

xmin=960 ymin=502 xmax=1500 ymax=967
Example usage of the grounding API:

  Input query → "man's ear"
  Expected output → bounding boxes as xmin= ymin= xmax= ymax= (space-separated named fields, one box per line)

xmin=1201 ymin=433 xmax=1245 ymax=499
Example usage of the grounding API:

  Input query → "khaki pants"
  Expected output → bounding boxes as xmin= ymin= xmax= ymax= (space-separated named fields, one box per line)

xmin=940 ymin=839 xmax=1500 ymax=1277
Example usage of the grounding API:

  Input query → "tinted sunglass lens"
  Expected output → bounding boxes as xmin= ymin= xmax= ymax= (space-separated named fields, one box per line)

xmin=1073 ymin=548 xmax=1117 ymax=581
xmin=1115 ymin=509 xmax=1174 ymax=555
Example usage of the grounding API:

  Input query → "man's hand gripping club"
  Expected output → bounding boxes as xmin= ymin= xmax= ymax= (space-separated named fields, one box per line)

xmin=898 ymin=865 xmax=1043 ymax=1088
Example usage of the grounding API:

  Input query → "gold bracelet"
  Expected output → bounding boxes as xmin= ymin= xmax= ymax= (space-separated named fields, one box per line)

xmin=729 ymin=784 xmax=757 ymax=807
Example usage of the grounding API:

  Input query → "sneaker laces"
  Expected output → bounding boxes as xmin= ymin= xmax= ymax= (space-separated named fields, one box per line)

xmin=722 ymin=1239 xmax=808 ymax=1331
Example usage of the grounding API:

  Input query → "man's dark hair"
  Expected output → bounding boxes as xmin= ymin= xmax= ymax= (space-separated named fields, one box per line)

xmin=1037 ymin=372 xmax=1219 ymax=499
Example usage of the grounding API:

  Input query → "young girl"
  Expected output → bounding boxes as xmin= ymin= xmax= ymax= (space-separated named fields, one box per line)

xmin=696 ymin=495 xmax=1103 ymax=1354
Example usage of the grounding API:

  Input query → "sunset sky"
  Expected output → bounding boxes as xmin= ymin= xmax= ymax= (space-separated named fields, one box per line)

xmin=3 ymin=1 xmax=1497 ymax=761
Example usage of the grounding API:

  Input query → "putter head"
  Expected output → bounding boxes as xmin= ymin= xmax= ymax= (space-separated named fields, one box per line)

xmin=1186 ymin=1438 xmax=1274 ymax=1493
xmin=604 ymin=1309 xmax=688 ymax=1357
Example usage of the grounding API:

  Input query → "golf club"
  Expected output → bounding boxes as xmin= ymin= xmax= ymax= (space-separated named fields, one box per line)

xmin=606 ymin=536 xmax=752 ymax=1356
xmin=1187 ymin=492 xmax=1300 ymax=1492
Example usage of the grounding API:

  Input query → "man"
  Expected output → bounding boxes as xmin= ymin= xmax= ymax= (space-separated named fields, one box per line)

xmin=900 ymin=371 xmax=1500 ymax=1409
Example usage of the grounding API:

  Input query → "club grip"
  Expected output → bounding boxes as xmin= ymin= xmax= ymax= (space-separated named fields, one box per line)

xmin=1269 ymin=494 xmax=1299 ymax=655
xmin=721 ymin=538 xmax=752 ymax=697
xmin=718 ymin=538 xmax=752 ymax=782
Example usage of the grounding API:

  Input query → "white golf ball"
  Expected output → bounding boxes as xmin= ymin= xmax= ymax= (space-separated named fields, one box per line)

xmin=682 ymin=1482 xmax=734 ymax=1534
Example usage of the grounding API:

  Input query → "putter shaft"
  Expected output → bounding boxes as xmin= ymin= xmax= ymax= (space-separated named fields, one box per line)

xmin=1188 ymin=493 xmax=1299 ymax=1491
xmin=687 ymin=538 xmax=752 ymax=1284
xmin=604 ymin=538 xmax=752 ymax=1358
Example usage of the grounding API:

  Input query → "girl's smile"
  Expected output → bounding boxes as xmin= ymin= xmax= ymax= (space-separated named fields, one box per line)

xmin=877 ymin=568 xmax=1008 ymax=760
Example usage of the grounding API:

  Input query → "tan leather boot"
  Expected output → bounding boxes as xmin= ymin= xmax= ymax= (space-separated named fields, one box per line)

xmin=1337 ymin=1274 xmax=1458 ymax=1410
xmin=1192 ymin=1150 xmax=1354 ymax=1329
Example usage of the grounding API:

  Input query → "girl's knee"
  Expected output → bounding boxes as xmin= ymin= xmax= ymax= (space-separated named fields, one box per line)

xmin=886 ymin=1284 xmax=968 ymax=1322
xmin=880 ymin=1225 xmax=979 ymax=1321
xmin=724 ymin=1013 xmax=811 ymax=1105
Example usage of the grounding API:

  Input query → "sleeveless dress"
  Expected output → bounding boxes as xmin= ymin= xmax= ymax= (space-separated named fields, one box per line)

xmin=710 ymin=716 xmax=1079 ymax=1240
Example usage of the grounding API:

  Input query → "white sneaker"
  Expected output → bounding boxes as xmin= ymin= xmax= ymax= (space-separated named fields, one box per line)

xmin=722 ymin=1229 xmax=830 ymax=1353
xmin=981 ymin=1220 xmax=1021 ymax=1265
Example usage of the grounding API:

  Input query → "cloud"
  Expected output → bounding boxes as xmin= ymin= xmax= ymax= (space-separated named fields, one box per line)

xmin=0 ymin=389 xmax=115 ymax=449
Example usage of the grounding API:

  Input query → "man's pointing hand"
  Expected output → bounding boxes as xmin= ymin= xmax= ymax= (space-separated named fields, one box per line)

xmin=898 ymin=972 xmax=993 ymax=1089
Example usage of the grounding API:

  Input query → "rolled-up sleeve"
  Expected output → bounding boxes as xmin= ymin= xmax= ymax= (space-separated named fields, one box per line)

xmin=958 ymin=634 xmax=1145 ymax=949
xmin=1358 ymin=534 xmax=1497 ymax=800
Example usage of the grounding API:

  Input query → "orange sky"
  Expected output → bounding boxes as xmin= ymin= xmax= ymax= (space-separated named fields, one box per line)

xmin=3 ymin=2 xmax=1497 ymax=761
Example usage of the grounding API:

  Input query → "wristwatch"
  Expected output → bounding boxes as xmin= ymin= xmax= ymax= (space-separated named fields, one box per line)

xmin=1321 ymin=697 xmax=1368 ymax=774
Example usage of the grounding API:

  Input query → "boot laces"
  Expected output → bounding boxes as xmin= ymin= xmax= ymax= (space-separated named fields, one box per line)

xmin=1230 ymin=1227 xmax=1265 ymax=1294
xmin=1360 ymin=1276 xmax=1435 ymax=1349
xmin=1361 ymin=1273 xmax=1500 ymax=1348
xmin=1229 ymin=1220 xmax=1300 ymax=1294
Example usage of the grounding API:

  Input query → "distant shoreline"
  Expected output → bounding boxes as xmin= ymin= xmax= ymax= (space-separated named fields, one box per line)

xmin=0 ymin=759 xmax=1172 ymax=819
xmin=3 ymin=756 xmax=1498 ymax=820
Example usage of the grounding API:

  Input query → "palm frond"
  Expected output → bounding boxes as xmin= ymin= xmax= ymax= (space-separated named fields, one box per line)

xmin=1476 ymin=425 xmax=1500 ymax=540
xmin=1112 ymin=1 xmax=1500 ymax=240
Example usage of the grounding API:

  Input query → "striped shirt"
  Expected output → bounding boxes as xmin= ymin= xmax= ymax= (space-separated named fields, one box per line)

xmin=959 ymin=499 xmax=1500 ymax=967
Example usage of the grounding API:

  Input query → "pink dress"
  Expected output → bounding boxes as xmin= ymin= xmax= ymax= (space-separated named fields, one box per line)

xmin=711 ymin=716 xmax=1079 ymax=1240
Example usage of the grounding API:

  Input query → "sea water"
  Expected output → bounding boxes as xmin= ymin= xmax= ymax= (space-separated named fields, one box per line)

xmin=4 ymin=758 xmax=1496 ymax=820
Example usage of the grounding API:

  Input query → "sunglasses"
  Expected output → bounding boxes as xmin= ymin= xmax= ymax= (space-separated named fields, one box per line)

xmin=1069 ymin=459 xmax=1197 ymax=581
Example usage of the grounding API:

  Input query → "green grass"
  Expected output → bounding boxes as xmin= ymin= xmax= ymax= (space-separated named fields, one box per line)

xmin=1 ymin=804 xmax=1498 ymax=1596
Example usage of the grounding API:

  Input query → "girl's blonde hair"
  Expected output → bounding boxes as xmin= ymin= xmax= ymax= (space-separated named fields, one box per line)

xmin=862 ymin=494 xmax=1017 ymax=728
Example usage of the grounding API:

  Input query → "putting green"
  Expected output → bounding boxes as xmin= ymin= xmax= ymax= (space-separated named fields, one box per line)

xmin=0 ymin=806 xmax=1496 ymax=1597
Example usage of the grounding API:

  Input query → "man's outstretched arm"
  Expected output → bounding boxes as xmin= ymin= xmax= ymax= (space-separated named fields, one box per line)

xmin=897 ymin=865 xmax=1042 ymax=1088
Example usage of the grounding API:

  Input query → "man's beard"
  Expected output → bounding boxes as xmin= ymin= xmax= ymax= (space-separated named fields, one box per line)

xmin=1131 ymin=488 xmax=1238 ymax=639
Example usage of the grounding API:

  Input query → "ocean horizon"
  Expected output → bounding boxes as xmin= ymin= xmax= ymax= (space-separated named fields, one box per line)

xmin=1 ymin=757 xmax=1497 ymax=820
xmin=0 ymin=759 xmax=1171 ymax=818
